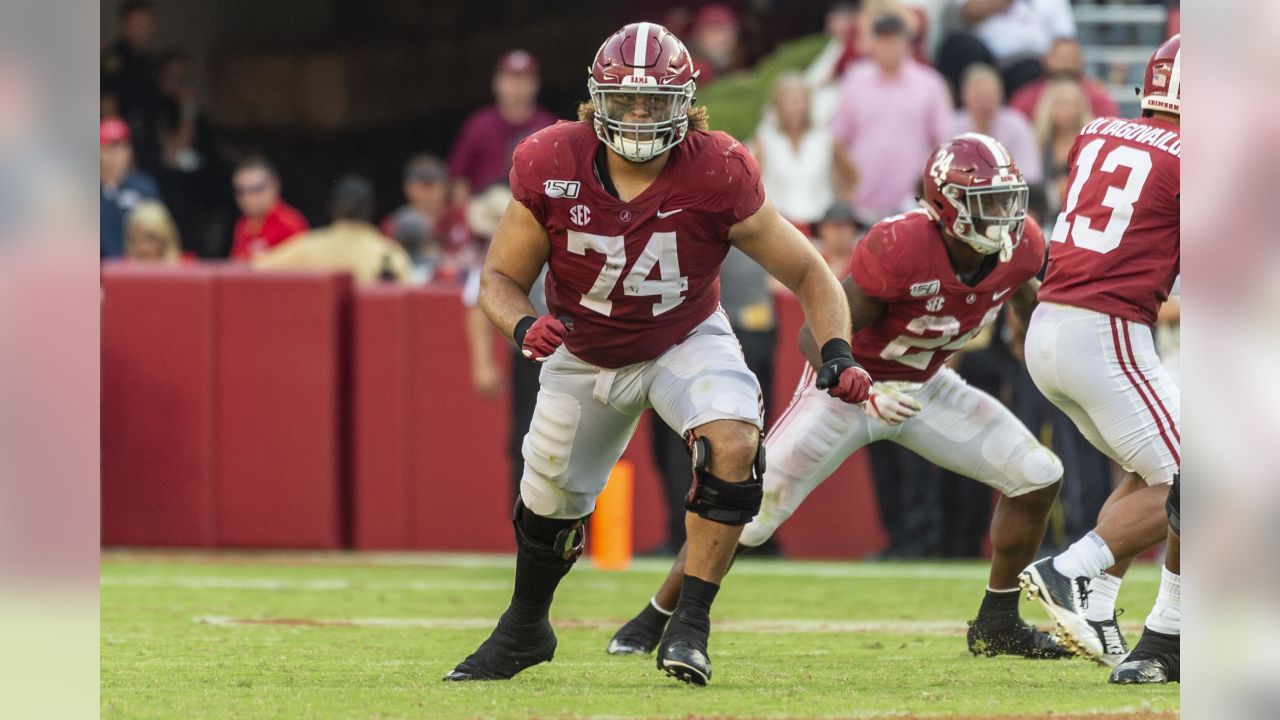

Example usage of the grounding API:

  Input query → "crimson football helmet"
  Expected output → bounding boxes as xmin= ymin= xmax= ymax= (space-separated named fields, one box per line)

xmin=588 ymin=22 xmax=698 ymax=162
xmin=921 ymin=133 xmax=1028 ymax=260
xmin=1140 ymin=33 xmax=1180 ymax=116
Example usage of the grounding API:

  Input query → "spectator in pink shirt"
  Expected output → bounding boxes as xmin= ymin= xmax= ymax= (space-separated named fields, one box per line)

xmin=447 ymin=50 xmax=558 ymax=204
xmin=830 ymin=14 xmax=952 ymax=221
xmin=1009 ymin=38 xmax=1118 ymax=121
xmin=949 ymin=63 xmax=1043 ymax=184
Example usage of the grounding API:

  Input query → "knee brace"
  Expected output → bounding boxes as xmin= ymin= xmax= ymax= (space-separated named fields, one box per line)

xmin=1166 ymin=471 xmax=1180 ymax=536
xmin=683 ymin=434 xmax=765 ymax=526
xmin=512 ymin=498 xmax=586 ymax=570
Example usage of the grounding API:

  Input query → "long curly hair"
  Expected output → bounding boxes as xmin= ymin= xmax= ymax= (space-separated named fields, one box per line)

xmin=575 ymin=100 xmax=710 ymax=131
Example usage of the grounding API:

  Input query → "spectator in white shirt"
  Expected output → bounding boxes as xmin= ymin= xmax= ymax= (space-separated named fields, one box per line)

xmin=753 ymin=73 xmax=856 ymax=228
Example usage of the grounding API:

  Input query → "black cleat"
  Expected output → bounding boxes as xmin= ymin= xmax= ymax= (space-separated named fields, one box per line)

xmin=607 ymin=602 xmax=670 ymax=655
xmin=1109 ymin=627 xmax=1179 ymax=684
xmin=967 ymin=617 xmax=1072 ymax=659
xmin=655 ymin=612 xmax=712 ymax=686
xmin=656 ymin=638 xmax=711 ymax=686
xmin=1019 ymin=558 xmax=1105 ymax=663
xmin=442 ymin=613 xmax=556 ymax=681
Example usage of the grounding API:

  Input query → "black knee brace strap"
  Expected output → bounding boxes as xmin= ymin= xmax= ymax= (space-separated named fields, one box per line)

xmin=1166 ymin=471 xmax=1179 ymax=536
xmin=683 ymin=435 xmax=765 ymax=526
xmin=512 ymin=499 xmax=586 ymax=569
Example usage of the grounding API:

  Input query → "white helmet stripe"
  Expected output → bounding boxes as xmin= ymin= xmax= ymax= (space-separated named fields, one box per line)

xmin=633 ymin=21 xmax=652 ymax=77
xmin=1167 ymin=47 xmax=1181 ymax=101
xmin=959 ymin=132 xmax=1010 ymax=166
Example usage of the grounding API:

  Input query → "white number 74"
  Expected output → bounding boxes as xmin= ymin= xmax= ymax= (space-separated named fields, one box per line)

xmin=566 ymin=230 xmax=689 ymax=317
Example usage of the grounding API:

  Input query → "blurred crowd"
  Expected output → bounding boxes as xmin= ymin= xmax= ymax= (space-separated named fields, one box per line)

xmin=100 ymin=0 xmax=1181 ymax=559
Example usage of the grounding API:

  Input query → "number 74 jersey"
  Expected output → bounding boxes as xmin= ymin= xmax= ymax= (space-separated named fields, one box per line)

xmin=509 ymin=121 xmax=765 ymax=369
xmin=1038 ymin=116 xmax=1181 ymax=325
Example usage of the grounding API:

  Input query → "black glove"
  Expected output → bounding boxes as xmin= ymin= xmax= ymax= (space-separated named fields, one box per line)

xmin=814 ymin=338 xmax=872 ymax=404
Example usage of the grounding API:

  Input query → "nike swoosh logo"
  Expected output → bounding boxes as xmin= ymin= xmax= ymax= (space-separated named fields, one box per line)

xmin=655 ymin=208 xmax=683 ymax=218
xmin=992 ymin=289 xmax=1011 ymax=301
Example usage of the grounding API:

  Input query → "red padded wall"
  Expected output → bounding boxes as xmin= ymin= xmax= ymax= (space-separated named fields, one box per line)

xmin=101 ymin=265 xmax=218 ymax=546
xmin=101 ymin=271 xmax=886 ymax=558
xmin=213 ymin=269 xmax=351 ymax=548
xmin=350 ymin=287 xmax=413 ymax=549
xmin=407 ymin=288 xmax=514 ymax=551
xmin=769 ymin=294 xmax=888 ymax=558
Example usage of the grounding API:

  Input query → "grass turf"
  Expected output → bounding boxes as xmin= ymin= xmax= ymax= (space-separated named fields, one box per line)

xmin=101 ymin=550 xmax=1179 ymax=719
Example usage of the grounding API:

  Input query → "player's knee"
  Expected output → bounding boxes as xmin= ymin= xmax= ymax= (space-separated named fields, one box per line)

xmin=693 ymin=420 xmax=761 ymax=480
xmin=519 ymin=470 xmax=572 ymax=518
xmin=1007 ymin=444 xmax=1063 ymax=498
xmin=738 ymin=519 xmax=774 ymax=548
xmin=521 ymin=390 xmax=581 ymax=482
xmin=684 ymin=426 xmax=765 ymax=526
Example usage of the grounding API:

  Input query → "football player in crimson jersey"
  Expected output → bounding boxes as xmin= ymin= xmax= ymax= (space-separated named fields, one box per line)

xmin=1018 ymin=35 xmax=1181 ymax=683
xmin=443 ymin=23 xmax=872 ymax=686
xmin=609 ymin=133 xmax=1073 ymax=662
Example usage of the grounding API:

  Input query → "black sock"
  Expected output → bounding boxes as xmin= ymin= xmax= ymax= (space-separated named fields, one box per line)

xmin=668 ymin=574 xmax=720 ymax=639
xmin=978 ymin=587 xmax=1021 ymax=622
xmin=632 ymin=600 xmax=672 ymax=630
xmin=506 ymin=507 xmax=582 ymax=625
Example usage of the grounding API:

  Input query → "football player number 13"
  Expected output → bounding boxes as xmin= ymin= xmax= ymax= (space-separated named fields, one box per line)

xmin=566 ymin=230 xmax=690 ymax=317
xmin=1051 ymin=139 xmax=1153 ymax=254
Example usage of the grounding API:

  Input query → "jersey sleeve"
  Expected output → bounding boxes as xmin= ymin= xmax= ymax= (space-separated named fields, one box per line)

xmin=725 ymin=141 xmax=766 ymax=224
xmin=847 ymin=223 xmax=905 ymax=301
xmin=508 ymin=134 xmax=549 ymax=225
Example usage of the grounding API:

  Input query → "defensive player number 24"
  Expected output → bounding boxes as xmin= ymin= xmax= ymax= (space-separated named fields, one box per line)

xmin=566 ymin=230 xmax=690 ymax=317
xmin=882 ymin=308 xmax=1000 ymax=371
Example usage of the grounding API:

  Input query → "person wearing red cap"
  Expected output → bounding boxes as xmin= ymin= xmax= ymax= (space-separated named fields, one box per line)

xmin=689 ymin=4 xmax=742 ymax=86
xmin=100 ymin=117 xmax=160 ymax=258
xmin=446 ymin=50 xmax=558 ymax=204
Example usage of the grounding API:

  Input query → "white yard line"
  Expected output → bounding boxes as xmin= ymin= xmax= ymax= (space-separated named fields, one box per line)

xmin=101 ymin=576 xmax=509 ymax=591
xmin=102 ymin=549 xmax=1163 ymax=583
xmin=193 ymin=615 xmax=1150 ymax=635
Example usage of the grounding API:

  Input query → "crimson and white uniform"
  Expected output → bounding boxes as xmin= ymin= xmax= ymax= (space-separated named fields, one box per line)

xmin=1026 ymin=115 xmax=1181 ymax=485
xmin=510 ymin=121 xmax=766 ymax=518
xmin=741 ymin=210 xmax=1061 ymax=546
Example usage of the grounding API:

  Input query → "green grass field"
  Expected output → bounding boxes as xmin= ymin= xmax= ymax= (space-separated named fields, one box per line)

xmin=101 ymin=550 xmax=1178 ymax=719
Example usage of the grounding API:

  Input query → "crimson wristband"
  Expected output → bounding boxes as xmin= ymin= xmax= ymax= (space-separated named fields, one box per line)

xmin=513 ymin=316 xmax=537 ymax=347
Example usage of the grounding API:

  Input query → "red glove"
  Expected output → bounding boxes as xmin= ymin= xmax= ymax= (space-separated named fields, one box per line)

xmin=514 ymin=315 xmax=573 ymax=363
xmin=814 ymin=338 xmax=872 ymax=404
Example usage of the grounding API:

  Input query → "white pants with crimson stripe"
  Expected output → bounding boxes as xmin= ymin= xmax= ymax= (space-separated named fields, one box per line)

xmin=739 ymin=365 xmax=1062 ymax=547
xmin=1025 ymin=302 xmax=1180 ymax=486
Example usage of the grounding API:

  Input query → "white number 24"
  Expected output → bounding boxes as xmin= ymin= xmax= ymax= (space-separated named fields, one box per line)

xmin=566 ymin=230 xmax=689 ymax=317
xmin=1051 ymin=139 xmax=1153 ymax=254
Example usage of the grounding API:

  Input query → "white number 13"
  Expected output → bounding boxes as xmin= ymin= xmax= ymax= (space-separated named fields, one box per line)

xmin=1051 ymin=139 xmax=1152 ymax=254
xmin=566 ymin=230 xmax=689 ymax=317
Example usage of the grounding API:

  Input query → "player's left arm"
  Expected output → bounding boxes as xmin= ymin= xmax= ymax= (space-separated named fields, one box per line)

xmin=1008 ymin=277 xmax=1040 ymax=331
xmin=731 ymin=199 xmax=869 ymax=403
xmin=730 ymin=198 xmax=849 ymax=347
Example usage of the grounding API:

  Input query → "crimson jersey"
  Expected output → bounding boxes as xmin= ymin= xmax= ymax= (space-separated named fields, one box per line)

xmin=1038 ymin=116 xmax=1180 ymax=324
xmin=848 ymin=210 xmax=1045 ymax=382
xmin=510 ymin=121 xmax=764 ymax=368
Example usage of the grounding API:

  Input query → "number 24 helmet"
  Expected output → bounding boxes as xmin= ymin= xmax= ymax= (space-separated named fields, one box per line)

xmin=588 ymin=22 xmax=698 ymax=163
xmin=921 ymin=133 xmax=1029 ymax=261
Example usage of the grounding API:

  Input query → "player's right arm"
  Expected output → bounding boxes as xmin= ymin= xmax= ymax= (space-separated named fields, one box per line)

xmin=797 ymin=275 xmax=886 ymax=369
xmin=477 ymin=200 xmax=552 ymax=342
